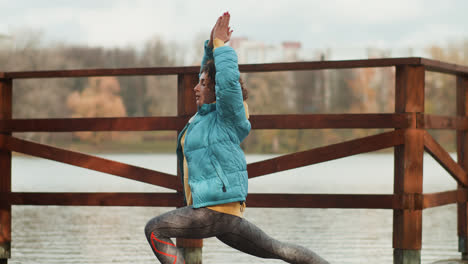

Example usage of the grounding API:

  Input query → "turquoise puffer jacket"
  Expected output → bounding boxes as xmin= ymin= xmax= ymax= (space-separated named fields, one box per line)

xmin=176 ymin=41 xmax=251 ymax=208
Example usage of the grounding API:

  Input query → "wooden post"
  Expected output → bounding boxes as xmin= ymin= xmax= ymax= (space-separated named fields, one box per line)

xmin=0 ymin=78 xmax=12 ymax=264
xmin=176 ymin=238 xmax=203 ymax=264
xmin=457 ymin=75 xmax=468 ymax=260
xmin=393 ymin=66 xmax=425 ymax=264
xmin=176 ymin=73 xmax=202 ymax=264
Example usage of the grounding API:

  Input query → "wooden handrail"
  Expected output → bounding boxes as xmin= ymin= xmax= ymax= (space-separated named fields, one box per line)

xmin=0 ymin=116 xmax=188 ymax=132
xmin=423 ymin=189 xmax=468 ymax=209
xmin=0 ymin=113 xmax=411 ymax=132
xmin=249 ymin=113 xmax=411 ymax=129
xmin=3 ymin=114 xmax=468 ymax=132
xmin=0 ymin=192 xmax=418 ymax=210
xmin=417 ymin=114 xmax=468 ymax=130
xmin=4 ymin=190 xmax=468 ymax=209
xmin=1 ymin=57 xmax=467 ymax=80
xmin=421 ymin=58 xmax=468 ymax=76
xmin=4 ymin=192 xmax=184 ymax=207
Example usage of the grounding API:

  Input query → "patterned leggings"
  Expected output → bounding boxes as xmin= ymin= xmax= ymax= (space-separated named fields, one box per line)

xmin=144 ymin=206 xmax=328 ymax=264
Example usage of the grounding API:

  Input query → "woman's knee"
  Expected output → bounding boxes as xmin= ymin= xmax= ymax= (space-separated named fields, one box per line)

xmin=144 ymin=217 xmax=160 ymax=240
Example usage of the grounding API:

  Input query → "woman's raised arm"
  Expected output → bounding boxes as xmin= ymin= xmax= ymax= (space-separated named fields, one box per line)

xmin=212 ymin=13 xmax=248 ymax=127
xmin=201 ymin=13 xmax=233 ymax=72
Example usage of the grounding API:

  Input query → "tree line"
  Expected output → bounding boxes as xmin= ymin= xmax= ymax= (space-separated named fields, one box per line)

xmin=1 ymin=30 xmax=466 ymax=153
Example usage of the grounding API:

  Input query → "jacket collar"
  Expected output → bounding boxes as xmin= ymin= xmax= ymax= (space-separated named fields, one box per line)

xmin=197 ymin=102 xmax=216 ymax=115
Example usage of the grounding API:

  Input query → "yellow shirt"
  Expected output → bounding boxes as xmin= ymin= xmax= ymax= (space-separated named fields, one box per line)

xmin=181 ymin=101 xmax=249 ymax=217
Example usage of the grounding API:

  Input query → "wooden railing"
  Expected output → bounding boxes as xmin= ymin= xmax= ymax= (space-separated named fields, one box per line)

xmin=1 ymin=57 xmax=468 ymax=263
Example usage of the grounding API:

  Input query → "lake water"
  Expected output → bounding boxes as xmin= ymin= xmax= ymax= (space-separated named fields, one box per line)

xmin=8 ymin=153 xmax=461 ymax=263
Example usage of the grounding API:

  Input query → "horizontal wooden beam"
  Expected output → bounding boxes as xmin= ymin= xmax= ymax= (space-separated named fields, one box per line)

xmin=2 ymin=58 xmax=467 ymax=80
xmin=247 ymin=193 xmax=424 ymax=209
xmin=0 ymin=114 xmax=411 ymax=132
xmin=239 ymin=57 xmax=422 ymax=72
xmin=1 ymin=67 xmax=199 ymax=79
xmin=0 ymin=135 xmax=182 ymax=191
xmin=0 ymin=116 xmax=188 ymax=132
xmin=423 ymin=131 xmax=468 ymax=187
xmin=246 ymin=194 xmax=396 ymax=209
xmin=423 ymin=189 xmax=467 ymax=209
xmin=2 ymin=192 xmax=430 ymax=209
xmin=421 ymin=58 xmax=468 ymax=76
xmin=250 ymin=113 xmax=411 ymax=129
xmin=417 ymin=114 xmax=468 ymax=130
xmin=247 ymin=130 xmax=404 ymax=178
xmin=4 ymin=192 xmax=183 ymax=207
xmin=1 ymin=58 xmax=423 ymax=79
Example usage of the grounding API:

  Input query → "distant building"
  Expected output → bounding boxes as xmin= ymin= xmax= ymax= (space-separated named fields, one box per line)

xmin=282 ymin=41 xmax=301 ymax=61
xmin=229 ymin=37 xmax=248 ymax=51
xmin=230 ymin=37 xmax=303 ymax=63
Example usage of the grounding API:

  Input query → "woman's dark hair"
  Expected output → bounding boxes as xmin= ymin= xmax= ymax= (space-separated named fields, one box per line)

xmin=202 ymin=60 xmax=248 ymax=101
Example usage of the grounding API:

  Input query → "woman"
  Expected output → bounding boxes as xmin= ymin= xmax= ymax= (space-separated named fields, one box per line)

xmin=144 ymin=12 xmax=328 ymax=264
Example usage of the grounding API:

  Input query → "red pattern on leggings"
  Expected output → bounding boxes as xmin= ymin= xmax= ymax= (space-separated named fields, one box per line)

xmin=150 ymin=232 xmax=183 ymax=264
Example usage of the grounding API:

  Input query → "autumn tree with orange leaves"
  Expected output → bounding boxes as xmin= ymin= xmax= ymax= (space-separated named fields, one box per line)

xmin=67 ymin=77 xmax=127 ymax=144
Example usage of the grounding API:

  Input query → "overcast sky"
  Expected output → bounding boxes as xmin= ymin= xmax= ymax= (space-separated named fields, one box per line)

xmin=1 ymin=0 xmax=467 ymax=60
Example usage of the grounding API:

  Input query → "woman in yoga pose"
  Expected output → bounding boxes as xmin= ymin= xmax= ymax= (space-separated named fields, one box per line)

xmin=144 ymin=12 xmax=328 ymax=264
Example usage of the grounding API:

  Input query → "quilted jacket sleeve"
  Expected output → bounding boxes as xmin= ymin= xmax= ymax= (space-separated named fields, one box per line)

xmin=213 ymin=45 xmax=250 ymax=129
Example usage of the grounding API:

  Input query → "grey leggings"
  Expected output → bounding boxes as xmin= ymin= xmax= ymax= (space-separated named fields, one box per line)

xmin=144 ymin=206 xmax=328 ymax=264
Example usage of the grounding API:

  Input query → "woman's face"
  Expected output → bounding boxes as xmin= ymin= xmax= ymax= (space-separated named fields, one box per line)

xmin=194 ymin=72 xmax=215 ymax=107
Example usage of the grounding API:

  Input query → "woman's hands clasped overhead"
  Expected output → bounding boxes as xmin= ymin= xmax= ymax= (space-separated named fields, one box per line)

xmin=208 ymin=11 xmax=233 ymax=48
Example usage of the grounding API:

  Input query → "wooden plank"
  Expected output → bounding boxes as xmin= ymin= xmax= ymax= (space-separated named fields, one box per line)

xmin=417 ymin=114 xmax=468 ymax=130
xmin=0 ymin=135 xmax=182 ymax=191
xmin=2 ymin=66 xmax=199 ymax=79
xmin=0 ymin=78 xmax=11 ymax=260
xmin=0 ymin=116 xmax=188 ymax=132
xmin=250 ymin=113 xmax=411 ymax=129
xmin=246 ymin=193 xmax=425 ymax=209
xmin=423 ymin=189 xmax=467 ymax=209
xmin=2 ymin=58 xmax=467 ymax=80
xmin=0 ymin=114 xmax=412 ymax=132
xmin=424 ymin=131 xmax=468 ymax=186
xmin=247 ymin=130 xmax=404 ymax=179
xmin=393 ymin=65 xmax=425 ymax=254
xmin=1 ymin=58 xmax=423 ymax=79
xmin=246 ymin=193 xmax=395 ymax=209
xmin=421 ymin=58 xmax=468 ymax=76
xmin=394 ymin=193 xmax=424 ymax=210
xmin=393 ymin=130 xmax=424 ymax=251
xmin=395 ymin=66 xmax=425 ymax=113
xmin=457 ymin=75 xmax=468 ymax=254
xmin=239 ymin=57 xmax=422 ymax=72
xmin=177 ymin=74 xmax=198 ymax=117
xmin=4 ymin=192 xmax=183 ymax=207
xmin=8 ymin=190 xmax=458 ymax=210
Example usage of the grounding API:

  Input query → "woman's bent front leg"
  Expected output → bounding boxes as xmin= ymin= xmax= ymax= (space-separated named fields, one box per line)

xmin=144 ymin=206 xmax=224 ymax=264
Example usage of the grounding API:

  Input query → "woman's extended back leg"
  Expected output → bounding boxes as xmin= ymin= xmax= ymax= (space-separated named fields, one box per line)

xmin=216 ymin=216 xmax=329 ymax=264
